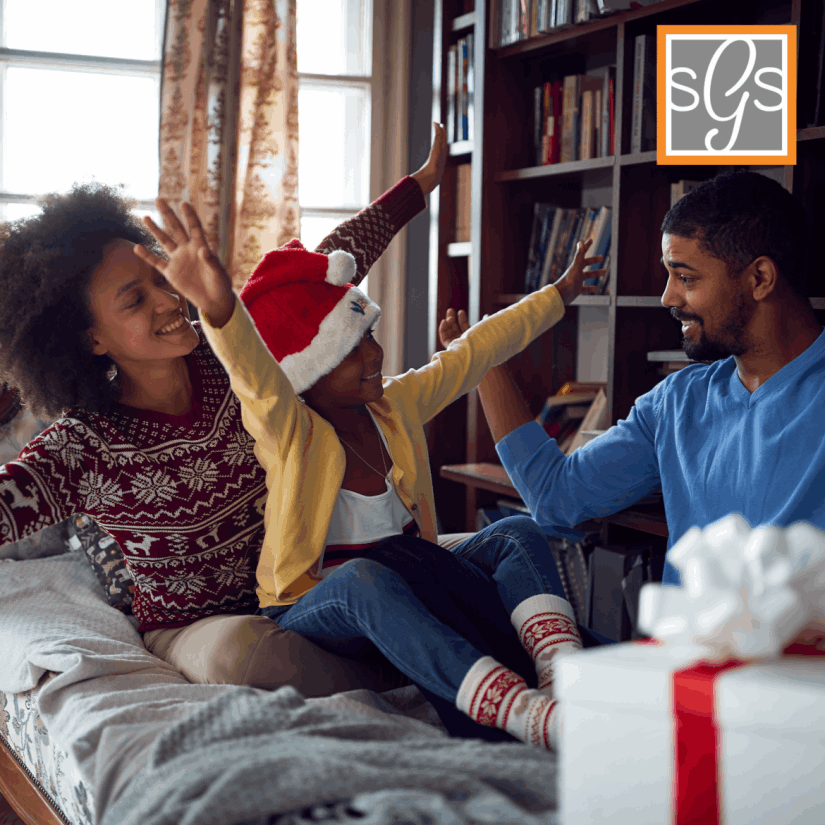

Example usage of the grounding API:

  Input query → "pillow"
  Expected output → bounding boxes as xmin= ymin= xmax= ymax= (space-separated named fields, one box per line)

xmin=0 ymin=402 xmax=72 ymax=560
xmin=66 ymin=514 xmax=135 ymax=614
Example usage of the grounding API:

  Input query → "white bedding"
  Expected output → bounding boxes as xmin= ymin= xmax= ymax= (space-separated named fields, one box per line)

xmin=0 ymin=553 xmax=459 ymax=823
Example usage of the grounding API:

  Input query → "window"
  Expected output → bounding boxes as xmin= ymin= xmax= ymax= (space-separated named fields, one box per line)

xmin=296 ymin=0 xmax=373 ymax=258
xmin=0 ymin=0 xmax=164 ymax=221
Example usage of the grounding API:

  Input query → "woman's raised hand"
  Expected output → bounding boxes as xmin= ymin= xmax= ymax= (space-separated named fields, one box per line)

xmin=411 ymin=123 xmax=448 ymax=195
xmin=133 ymin=199 xmax=236 ymax=328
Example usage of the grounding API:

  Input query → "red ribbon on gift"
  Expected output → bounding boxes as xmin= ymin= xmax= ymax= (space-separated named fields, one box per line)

xmin=672 ymin=643 xmax=825 ymax=825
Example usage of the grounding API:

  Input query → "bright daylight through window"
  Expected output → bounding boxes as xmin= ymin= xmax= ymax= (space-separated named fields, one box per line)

xmin=296 ymin=0 xmax=372 ymax=258
xmin=0 ymin=0 xmax=163 ymax=222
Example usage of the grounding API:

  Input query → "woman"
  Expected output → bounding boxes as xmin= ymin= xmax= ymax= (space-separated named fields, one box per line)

xmin=0 ymin=136 xmax=447 ymax=700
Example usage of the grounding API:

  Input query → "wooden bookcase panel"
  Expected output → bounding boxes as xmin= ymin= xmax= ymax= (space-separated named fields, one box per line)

xmin=428 ymin=0 xmax=821 ymax=532
xmin=612 ymin=306 xmax=683 ymax=422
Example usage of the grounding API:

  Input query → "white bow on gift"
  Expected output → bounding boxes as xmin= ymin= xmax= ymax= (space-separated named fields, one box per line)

xmin=637 ymin=514 xmax=825 ymax=662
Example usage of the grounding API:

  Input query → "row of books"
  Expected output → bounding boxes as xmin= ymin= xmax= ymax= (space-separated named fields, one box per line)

xmin=630 ymin=34 xmax=656 ymax=154
xmin=533 ymin=69 xmax=615 ymax=166
xmin=493 ymin=0 xmax=668 ymax=48
xmin=537 ymin=383 xmax=609 ymax=455
xmin=524 ymin=203 xmax=611 ymax=294
xmin=446 ymin=34 xmax=474 ymax=144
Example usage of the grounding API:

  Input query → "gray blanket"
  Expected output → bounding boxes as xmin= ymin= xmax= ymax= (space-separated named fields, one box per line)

xmin=101 ymin=686 xmax=559 ymax=825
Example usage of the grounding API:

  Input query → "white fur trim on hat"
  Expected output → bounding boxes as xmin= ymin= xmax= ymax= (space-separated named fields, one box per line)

xmin=324 ymin=250 xmax=357 ymax=286
xmin=280 ymin=285 xmax=381 ymax=394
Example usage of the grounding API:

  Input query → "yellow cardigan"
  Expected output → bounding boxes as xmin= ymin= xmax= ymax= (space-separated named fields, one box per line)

xmin=201 ymin=284 xmax=565 ymax=608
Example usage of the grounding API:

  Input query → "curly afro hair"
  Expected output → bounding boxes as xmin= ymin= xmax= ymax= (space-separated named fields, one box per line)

xmin=661 ymin=170 xmax=810 ymax=300
xmin=0 ymin=183 xmax=161 ymax=419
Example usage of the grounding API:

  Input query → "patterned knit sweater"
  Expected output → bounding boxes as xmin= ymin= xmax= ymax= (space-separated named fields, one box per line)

xmin=0 ymin=176 xmax=425 ymax=631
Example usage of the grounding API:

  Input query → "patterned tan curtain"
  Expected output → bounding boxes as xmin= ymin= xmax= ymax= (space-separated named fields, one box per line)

xmin=159 ymin=0 xmax=299 ymax=289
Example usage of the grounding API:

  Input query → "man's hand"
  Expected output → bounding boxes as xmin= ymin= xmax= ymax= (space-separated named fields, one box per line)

xmin=412 ymin=123 xmax=447 ymax=196
xmin=438 ymin=307 xmax=471 ymax=348
xmin=551 ymin=238 xmax=605 ymax=307
xmin=134 ymin=199 xmax=236 ymax=328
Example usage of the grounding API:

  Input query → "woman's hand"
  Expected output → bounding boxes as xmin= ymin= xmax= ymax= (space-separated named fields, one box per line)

xmin=412 ymin=123 xmax=447 ymax=196
xmin=438 ymin=307 xmax=471 ymax=348
xmin=551 ymin=238 xmax=606 ymax=307
xmin=133 ymin=199 xmax=236 ymax=328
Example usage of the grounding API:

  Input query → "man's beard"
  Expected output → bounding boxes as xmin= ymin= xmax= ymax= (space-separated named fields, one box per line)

xmin=670 ymin=293 xmax=752 ymax=362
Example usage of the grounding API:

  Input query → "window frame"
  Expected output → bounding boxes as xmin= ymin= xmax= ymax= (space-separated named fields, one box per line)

xmin=296 ymin=0 xmax=374 ymax=249
xmin=0 ymin=0 xmax=163 ymax=215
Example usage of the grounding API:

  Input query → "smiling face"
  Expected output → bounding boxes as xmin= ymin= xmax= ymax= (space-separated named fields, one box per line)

xmin=660 ymin=233 xmax=756 ymax=362
xmin=86 ymin=238 xmax=200 ymax=372
xmin=302 ymin=327 xmax=384 ymax=412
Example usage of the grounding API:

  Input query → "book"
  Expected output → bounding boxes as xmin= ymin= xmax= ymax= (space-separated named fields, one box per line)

xmin=556 ymin=0 xmax=573 ymax=27
xmin=457 ymin=37 xmax=468 ymax=142
xmin=534 ymin=86 xmax=544 ymax=166
xmin=607 ymin=66 xmax=616 ymax=155
xmin=545 ymin=80 xmax=562 ymax=163
xmin=446 ymin=46 xmax=457 ymax=143
xmin=524 ymin=202 xmax=552 ymax=292
xmin=561 ymin=75 xmax=580 ymax=162
xmin=455 ymin=164 xmax=472 ymax=243
xmin=465 ymin=33 xmax=475 ymax=143
xmin=544 ymin=208 xmax=578 ymax=285
xmin=565 ymin=388 xmax=609 ymax=455
xmin=538 ymin=392 xmax=598 ymax=440
xmin=597 ymin=66 xmax=615 ymax=157
xmin=557 ymin=381 xmax=607 ymax=395
xmin=536 ymin=207 xmax=565 ymax=288
xmin=630 ymin=34 xmax=656 ymax=153
xmin=670 ymin=179 xmax=702 ymax=207
xmin=578 ymin=75 xmax=603 ymax=160
xmin=582 ymin=205 xmax=611 ymax=290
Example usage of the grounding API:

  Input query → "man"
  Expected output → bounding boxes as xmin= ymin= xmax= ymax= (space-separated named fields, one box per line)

xmin=464 ymin=170 xmax=825 ymax=585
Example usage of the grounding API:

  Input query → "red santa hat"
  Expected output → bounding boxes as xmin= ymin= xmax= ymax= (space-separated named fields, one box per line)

xmin=239 ymin=240 xmax=381 ymax=395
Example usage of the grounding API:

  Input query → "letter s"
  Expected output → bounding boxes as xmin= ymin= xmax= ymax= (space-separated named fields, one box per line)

xmin=669 ymin=67 xmax=700 ymax=112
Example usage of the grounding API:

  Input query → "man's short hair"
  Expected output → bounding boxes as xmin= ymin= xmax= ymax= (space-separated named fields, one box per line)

xmin=661 ymin=170 xmax=809 ymax=299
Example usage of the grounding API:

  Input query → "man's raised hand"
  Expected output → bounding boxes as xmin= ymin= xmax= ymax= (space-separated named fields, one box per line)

xmin=133 ymin=199 xmax=236 ymax=328
xmin=438 ymin=308 xmax=471 ymax=348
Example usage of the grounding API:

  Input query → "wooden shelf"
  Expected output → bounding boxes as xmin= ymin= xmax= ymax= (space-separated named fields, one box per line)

xmin=448 ymin=140 xmax=472 ymax=157
xmin=447 ymin=241 xmax=471 ymax=257
xmin=495 ymin=293 xmax=609 ymax=306
xmin=798 ymin=126 xmax=825 ymax=142
xmin=494 ymin=0 xmax=705 ymax=58
xmin=498 ymin=155 xmax=614 ymax=182
xmin=452 ymin=11 xmax=475 ymax=32
xmin=440 ymin=464 xmax=669 ymax=537
xmin=440 ymin=462 xmax=517 ymax=497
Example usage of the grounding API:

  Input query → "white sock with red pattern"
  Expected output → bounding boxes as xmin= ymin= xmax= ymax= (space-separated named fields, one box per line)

xmin=455 ymin=656 xmax=559 ymax=749
xmin=511 ymin=594 xmax=582 ymax=695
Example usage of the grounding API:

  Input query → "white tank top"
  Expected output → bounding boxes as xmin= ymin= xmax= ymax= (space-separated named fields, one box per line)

xmin=320 ymin=414 xmax=418 ymax=575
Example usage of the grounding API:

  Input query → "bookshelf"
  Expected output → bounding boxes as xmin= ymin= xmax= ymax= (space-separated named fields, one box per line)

xmin=427 ymin=0 xmax=825 ymax=535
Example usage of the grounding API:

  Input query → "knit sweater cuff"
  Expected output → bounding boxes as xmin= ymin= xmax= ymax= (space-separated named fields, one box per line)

xmin=374 ymin=176 xmax=426 ymax=231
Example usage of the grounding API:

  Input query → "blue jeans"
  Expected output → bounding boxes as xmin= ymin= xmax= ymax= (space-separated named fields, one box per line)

xmin=449 ymin=515 xmax=569 ymax=613
xmin=263 ymin=556 xmax=485 ymax=704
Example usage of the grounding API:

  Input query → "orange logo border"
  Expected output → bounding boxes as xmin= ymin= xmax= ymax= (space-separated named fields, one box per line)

xmin=656 ymin=25 xmax=796 ymax=166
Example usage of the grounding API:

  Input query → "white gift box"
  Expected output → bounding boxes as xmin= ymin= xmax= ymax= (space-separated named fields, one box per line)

xmin=557 ymin=642 xmax=825 ymax=825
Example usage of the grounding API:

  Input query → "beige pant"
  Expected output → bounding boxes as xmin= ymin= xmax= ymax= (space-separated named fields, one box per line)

xmin=143 ymin=533 xmax=476 ymax=697
xmin=144 ymin=614 xmax=409 ymax=697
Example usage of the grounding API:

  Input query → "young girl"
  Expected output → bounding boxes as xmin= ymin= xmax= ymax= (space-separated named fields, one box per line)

xmin=135 ymin=185 xmax=603 ymax=748
xmin=0 ymin=134 xmax=450 ymax=698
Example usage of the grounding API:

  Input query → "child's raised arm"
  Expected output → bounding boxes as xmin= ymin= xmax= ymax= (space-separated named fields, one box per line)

xmin=134 ymin=200 xmax=236 ymax=329
xmin=315 ymin=123 xmax=447 ymax=285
